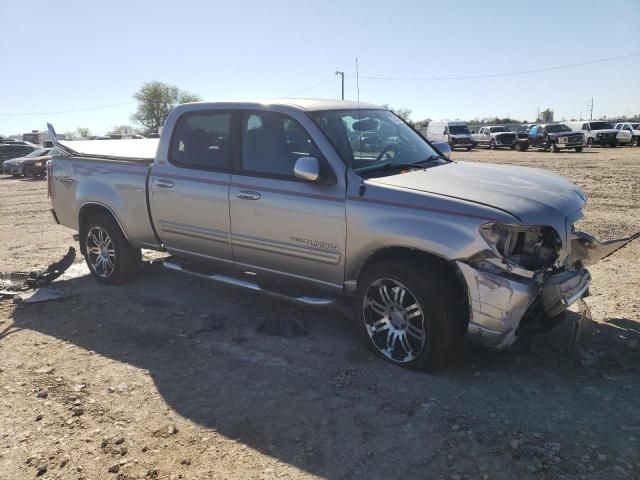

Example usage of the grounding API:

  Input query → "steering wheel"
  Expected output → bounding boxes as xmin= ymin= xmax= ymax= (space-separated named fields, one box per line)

xmin=375 ymin=145 xmax=398 ymax=163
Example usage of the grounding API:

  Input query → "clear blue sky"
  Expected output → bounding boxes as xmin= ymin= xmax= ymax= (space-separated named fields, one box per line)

xmin=1 ymin=0 xmax=639 ymax=136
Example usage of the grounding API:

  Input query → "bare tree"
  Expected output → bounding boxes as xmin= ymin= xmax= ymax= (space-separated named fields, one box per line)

xmin=131 ymin=81 xmax=201 ymax=135
xmin=382 ymin=104 xmax=413 ymax=124
xmin=76 ymin=127 xmax=92 ymax=138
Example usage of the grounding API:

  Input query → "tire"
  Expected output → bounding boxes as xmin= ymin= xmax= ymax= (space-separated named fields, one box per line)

xmin=355 ymin=259 xmax=466 ymax=372
xmin=517 ymin=142 xmax=528 ymax=152
xmin=488 ymin=140 xmax=496 ymax=150
xmin=550 ymin=142 xmax=560 ymax=153
xmin=575 ymin=146 xmax=583 ymax=152
xmin=466 ymin=147 xmax=471 ymax=152
xmin=81 ymin=214 xmax=141 ymax=285
xmin=587 ymin=138 xmax=593 ymax=147
xmin=633 ymin=137 xmax=640 ymax=147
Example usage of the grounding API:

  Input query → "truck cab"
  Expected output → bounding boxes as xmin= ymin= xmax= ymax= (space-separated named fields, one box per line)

xmin=614 ymin=122 xmax=640 ymax=147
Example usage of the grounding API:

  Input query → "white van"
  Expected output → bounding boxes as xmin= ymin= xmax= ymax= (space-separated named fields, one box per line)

xmin=424 ymin=121 xmax=475 ymax=150
xmin=565 ymin=121 xmax=619 ymax=147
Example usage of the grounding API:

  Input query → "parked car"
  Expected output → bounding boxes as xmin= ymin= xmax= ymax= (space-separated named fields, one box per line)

xmin=471 ymin=126 xmax=517 ymax=149
xmin=0 ymin=140 xmax=37 ymax=167
xmin=24 ymin=148 xmax=58 ymax=178
xmin=47 ymin=100 xmax=635 ymax=371
xmin=517 ymin=123 xmax=584 ymax=152
xmin=614 ymin=122 xmax=640 ymax=147
xmin=565 ymin=121 xmax=619 ymax=147
xmin=424 ymin=121 xmax=475 ymax=150
xmin=2 ymin=147 xmax=52 ymax=176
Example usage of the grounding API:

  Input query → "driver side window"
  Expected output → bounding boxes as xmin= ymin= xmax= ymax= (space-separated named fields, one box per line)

xmin=241 ymin=111 xmax=321 ymax=179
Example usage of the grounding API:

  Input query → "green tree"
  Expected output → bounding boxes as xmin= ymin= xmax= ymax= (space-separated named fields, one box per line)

xmin=131 ymin=81 xmax=201 ymax=135
xmin=382 ymin=104 xmax=412 ymax=123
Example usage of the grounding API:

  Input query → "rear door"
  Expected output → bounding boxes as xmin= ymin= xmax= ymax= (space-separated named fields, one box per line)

xmin=229 ymin=110 xmax=346 ymax=289
xmin=149 ymin=110 xmax=236 ymax=263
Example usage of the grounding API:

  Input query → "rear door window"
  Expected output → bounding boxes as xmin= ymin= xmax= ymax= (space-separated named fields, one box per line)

xmin=170 ymin=111 xmax=233 ymax=171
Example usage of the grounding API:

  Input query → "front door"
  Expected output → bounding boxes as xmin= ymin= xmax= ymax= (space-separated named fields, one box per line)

xmin=229 ymin=111 xmax=346 ymax=289
xmin=149 ymin=110 xmax=236 ymax=263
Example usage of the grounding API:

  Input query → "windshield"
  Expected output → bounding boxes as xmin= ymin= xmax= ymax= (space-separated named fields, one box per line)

xmin=310 ymin=109 xmax=443 ymax=173
xmin=448 ymin=125 xmax=470 ymax=134
xmin=589 ymin=121 xmax=614 ymax=130
xmin=545 ymin=124 xmax=572 ymax=133
xmin=26 ymin=148 xmax=50 ymax=157
xmin=489 ymin=126 xmax=509 ymax=133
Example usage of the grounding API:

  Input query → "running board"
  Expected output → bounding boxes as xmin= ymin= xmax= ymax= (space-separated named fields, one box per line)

xmin=162 ymin=260 xmax=336 ymax=307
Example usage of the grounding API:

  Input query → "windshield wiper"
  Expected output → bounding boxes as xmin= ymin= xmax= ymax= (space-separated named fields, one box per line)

xmin=358 ymin=156 xmax=448 ymax=175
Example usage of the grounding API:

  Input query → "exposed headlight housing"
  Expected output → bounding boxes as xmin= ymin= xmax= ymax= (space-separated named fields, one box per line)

xmin=558 ymin=136 xmax=568 ymax=143
xmin=479 ymin=223 xmax=562 ymax=271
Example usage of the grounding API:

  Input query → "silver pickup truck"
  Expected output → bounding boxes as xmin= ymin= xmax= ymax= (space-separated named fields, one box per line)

xmin=47 ymin=100 xmax=637 ymax=371
xmin=471 ymin=126 xmax=517 ymax=149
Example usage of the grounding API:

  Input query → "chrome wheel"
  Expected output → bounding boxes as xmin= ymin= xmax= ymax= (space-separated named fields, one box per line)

xmin=86 ymin=226 xmax=115 ymax=278
xmin=362 ymin=278 xmax=426 ymax=363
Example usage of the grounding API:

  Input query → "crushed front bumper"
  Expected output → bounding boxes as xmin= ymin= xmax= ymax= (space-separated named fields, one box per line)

xmin=458 ymin=262 xmax=591 ymax=349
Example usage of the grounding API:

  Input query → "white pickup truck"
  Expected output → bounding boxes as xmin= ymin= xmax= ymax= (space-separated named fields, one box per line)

xmin=471 ymin=126 xmax=517 ymax=149
xmin=614 ymin=122 xmax=640 ymax=147
xmin=47 ymin=99 xmax=637 ymax=371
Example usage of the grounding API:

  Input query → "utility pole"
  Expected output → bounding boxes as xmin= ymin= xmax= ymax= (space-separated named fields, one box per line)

xmin=335 ymin=71 xmax=344 ymax=100
xmin=587 ymin=97 xmax=594 ymax=120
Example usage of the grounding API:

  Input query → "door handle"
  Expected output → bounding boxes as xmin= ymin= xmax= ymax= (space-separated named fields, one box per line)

xmin=155 ymin=179 xmax=174 ymax=188
xmin=237 ymin=190 xmax=261 ymax=200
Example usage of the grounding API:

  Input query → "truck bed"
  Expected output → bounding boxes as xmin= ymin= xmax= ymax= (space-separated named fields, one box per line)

xmin=50 ymin=149 xmax=160 ymax=250
xmin=58 ymin=138 xmax=159 ymax=162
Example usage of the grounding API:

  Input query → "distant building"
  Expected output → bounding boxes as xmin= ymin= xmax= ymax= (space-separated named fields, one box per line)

xmin=22 ymin=130 xmax=66 ymax=145
xmin=538 ymin=109 xmax=554 ymax=123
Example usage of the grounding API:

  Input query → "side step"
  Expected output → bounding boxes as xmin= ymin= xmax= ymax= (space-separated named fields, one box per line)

xmin=162 ymin=260 xmax=336 ymax=307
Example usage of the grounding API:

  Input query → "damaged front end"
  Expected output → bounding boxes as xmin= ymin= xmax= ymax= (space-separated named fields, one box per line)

xmin=457 ymin=220 xmax=638 ymax=350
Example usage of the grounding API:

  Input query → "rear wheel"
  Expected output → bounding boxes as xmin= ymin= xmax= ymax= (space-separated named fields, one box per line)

xmin=81 ymin=214 xmax=141 ymax=285
xmin=633 ymin=137 xmax=640 ymax=147
xmin=575 ymin=146 xmax=583 ymax=152
xmin=355 ymin=259 xmax=465 ymax=372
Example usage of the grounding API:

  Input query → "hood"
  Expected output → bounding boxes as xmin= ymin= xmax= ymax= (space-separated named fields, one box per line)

xmin=369 ymin=161 xmax=586 ymax=234
xmin=23 ymin=155 xmax=50 ymax=163
xmin=592 ymin=129 xmax=618 ymax=134
xmin=547 ymin=130 xmax=583 ymax=138
xmin=3 ymin=156 xmax=28 ymax=165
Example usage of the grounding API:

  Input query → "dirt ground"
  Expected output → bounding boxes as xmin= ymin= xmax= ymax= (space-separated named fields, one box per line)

xmin=0 ymin=146 xmax=638 ymax=480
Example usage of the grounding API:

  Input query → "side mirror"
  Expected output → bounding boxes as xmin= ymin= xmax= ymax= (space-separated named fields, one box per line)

xmin=294 ymin=156 xmax=320 ymax=182
xmin=432 ymin=142 xmax=451 ymax=158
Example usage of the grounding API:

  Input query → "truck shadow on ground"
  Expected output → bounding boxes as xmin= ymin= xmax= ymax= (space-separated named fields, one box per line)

xmin=6 ymin=268 xmax=639 ymax=478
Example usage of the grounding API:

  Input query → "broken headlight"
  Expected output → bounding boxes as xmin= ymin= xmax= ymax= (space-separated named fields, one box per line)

xmin=479 ymin=223 xmax=562 ymax=271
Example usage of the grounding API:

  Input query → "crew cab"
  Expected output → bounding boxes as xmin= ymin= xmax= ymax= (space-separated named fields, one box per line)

xmin=47 ymin=100 xmax=636 ymax=371
xmin=566 ymin=121 xmax=619 ymax=147
xmin=614 ymin=122 xmax=640 ymax=147
xmin=471 ymin=126 xmax=517 ymax=149
xmin=517 ymin=123 xmax=585 ymax=152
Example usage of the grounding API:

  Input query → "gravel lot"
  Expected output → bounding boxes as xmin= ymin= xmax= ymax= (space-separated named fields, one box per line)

xmin=0 ymin=146 xmax=638 ymax=480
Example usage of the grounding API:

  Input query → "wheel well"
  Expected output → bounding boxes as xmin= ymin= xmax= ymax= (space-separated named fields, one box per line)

xmin=77 ymin=204 xmax=122 ymax=255
xmin=357 ymin=247 xmax=469 ymax=318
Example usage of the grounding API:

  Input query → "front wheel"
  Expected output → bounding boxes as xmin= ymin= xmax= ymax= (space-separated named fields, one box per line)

xmin=550 ymin=142 xmax=560 ymax=153
xmin=587 ymin=138 xmax=594 ymax=147
xmin=488 ymin=140 xmax=496 ymax=150
xmin=82 ymin=214 xmax=141 ymax=285
xmin=632 ymin=137 xmax=640 ymax=147
xmin=355 ymin=260 xmax=465 ymax=372
xmin=575 ymin=146 xmax=584 ymax=152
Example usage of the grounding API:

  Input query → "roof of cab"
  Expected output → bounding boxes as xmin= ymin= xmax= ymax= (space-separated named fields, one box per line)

xmin=175 ymin=98 xmax=382 ymax=112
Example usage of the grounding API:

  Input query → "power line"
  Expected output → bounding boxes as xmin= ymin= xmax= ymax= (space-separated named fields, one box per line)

xmin=283 ymin=78 xmax=336 ymax=98
xmin=344 ymin=52 xmax=640 ymax=81
xmin=0 ymin=101 xmax=136 ymax=117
